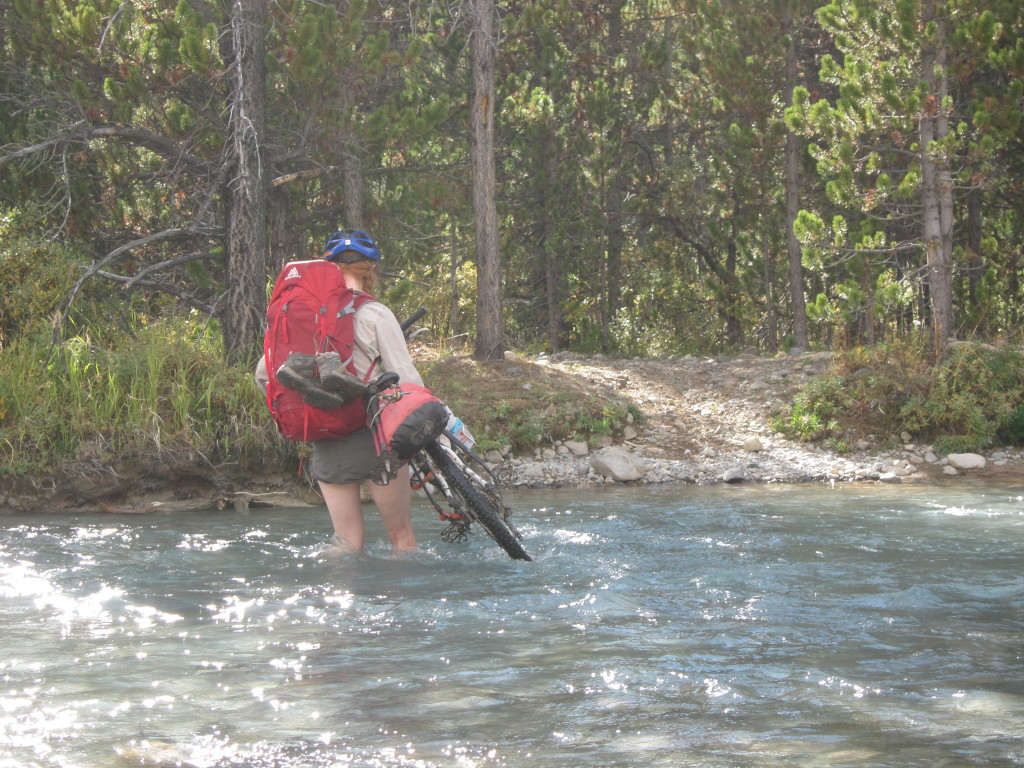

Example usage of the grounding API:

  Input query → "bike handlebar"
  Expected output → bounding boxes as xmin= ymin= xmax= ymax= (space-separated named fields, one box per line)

xmin=400 ymin=306 xmax=427 ymax=335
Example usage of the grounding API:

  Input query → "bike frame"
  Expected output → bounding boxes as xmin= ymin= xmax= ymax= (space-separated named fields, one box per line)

xmin=409 ymin=435 xmax=515 ymax=538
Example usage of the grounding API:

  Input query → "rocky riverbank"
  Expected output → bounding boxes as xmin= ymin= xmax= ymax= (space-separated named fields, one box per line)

xmin=4 ymin=348 xmax=1021 ymax=515
xmin=500 ymin=350 xmax=1024 ymax=489
xmin=506 ymin=436 xmax=1024 ymax=489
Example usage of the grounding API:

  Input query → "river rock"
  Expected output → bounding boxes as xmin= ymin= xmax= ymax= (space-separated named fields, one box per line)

xmin=519 ymin=463 xmax=547 ymax=480
xmin=947 ymin=453 xmax=987 ymax=470
xmin=590 ymin=446 xmax=647 ymax=482
xmin=722 ymin=467 xmax=746 ymax=483
xmin=564 ymin=440 xmax=589 ymax=456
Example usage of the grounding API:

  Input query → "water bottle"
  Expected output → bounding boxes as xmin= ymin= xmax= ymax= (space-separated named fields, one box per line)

xmin=444 ymin=407 xmax=476 ymax=449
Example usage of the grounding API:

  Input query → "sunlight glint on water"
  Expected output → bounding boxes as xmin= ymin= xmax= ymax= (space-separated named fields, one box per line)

xmin=1 ymin=481 xmax=1022 ymax=767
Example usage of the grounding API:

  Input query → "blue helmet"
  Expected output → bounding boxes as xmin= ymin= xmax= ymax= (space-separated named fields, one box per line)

xmin=324 ymin=229 xmax=380 ymax=263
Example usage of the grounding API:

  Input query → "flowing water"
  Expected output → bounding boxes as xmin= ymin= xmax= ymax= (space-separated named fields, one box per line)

xmin=1 ymin=481 xmax=1023 ymax=768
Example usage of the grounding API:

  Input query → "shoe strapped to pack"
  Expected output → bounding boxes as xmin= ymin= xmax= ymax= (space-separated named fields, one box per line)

xmin=315 ymin=352 xmax=369 ymax=403
xmin=276 ymin=353 xmax=347 ymax=411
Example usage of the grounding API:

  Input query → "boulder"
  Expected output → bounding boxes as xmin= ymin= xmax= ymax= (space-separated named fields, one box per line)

xmin=564 ymin=440 xmax=590 ymax=456
xmin=590 ymin=446 xmax=647 ymax=482
xmin=946 ymin=453 xmax=987 ymax=470
xmin=722 ymin=467 xmax=746 ymax=483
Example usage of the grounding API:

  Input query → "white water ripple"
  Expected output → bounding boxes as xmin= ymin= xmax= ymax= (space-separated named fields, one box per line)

xmin=0 ymin=483 xmax=1021 ymax=768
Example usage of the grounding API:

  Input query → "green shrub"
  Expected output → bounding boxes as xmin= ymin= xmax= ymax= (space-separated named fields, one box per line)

xmin=0 ymin=313 xmax=285 ymax=477
xmin=0 ymin=226 xmax=79 ymax=347
xmin=773 ymin=340 xmax=1024 ymax=452
xmin=772 ymin=341 xmax=936 ymax=445
xmin=418 ymin=354 xmax=638 ymax=455
xmin=998 ymin=402 xmax=1024 ymax=446
xmin=900 ymin=343 xmax=1024 ymax=452
xmin=771 ymin=375 xmax=847 ymax=442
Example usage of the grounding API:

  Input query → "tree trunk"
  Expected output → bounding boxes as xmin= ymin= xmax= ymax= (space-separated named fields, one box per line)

xmin=449 ymin=221 xmax=461 ymax=340
xmin=342 ymin=146 xmax=364 ymax=229
xmin=604 ymin=173 xmax=625 ymax=353
xmin=601 ymin=2 xmax=625 ymax=355
xmin=267 ymin=186 xmax=296 ymax=274
xmin=538 ymin=126 xmax=562 ymax=352
xmin=762 ymin=220 xmax=778 ymax=353
xmin=965 ymin=187 xmax=983 ymax=331
xmin=725 ymin=224 xmax=743 ymax=349
xmin=784 ymin=0 xmax=809 ymax=350
xmin=223 ymin=0 xmax=269 ymax=364
xmin=920 ymin=0 xmax=954 ymax=356
xmin=935 ymin=8 xmax=956 ymax=329
xmin=469 ymin=0 xmax=504 ymax=361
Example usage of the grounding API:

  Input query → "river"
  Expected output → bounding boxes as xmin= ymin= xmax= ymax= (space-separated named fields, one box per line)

xmin=1 ymin=481 xmax=1022 ymax=767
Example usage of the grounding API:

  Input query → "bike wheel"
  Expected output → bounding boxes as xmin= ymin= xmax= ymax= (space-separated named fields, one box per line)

xmin=425 ymin=441 xmax=532 ymax=561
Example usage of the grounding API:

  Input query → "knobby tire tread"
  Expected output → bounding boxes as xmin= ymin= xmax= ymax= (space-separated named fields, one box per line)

xmin=426 ymin=442 xmax=532 ymax=561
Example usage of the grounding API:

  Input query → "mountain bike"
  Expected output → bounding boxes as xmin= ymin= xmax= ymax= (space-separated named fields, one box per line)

xmin=362 ymin=308 xmax=532 ymax=562
xmin=364 ymin=370 xmax=532 ymax=561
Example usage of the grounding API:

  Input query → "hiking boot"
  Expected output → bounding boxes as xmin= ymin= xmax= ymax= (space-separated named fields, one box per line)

xmin=278 ymin=352 xmax=318 ymax=380
xmin=316 ymin=352 xmax=369 ymax=403
xmin=276 ymin=353 xmax=347 ymax=410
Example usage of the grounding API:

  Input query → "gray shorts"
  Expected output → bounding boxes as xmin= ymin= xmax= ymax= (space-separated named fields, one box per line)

xmin=310 ymin=427 xmax=379 ymax=485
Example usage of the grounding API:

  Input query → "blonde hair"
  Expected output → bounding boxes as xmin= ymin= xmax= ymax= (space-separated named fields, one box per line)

xmin=337 ymin=259 xmax=379 ymax=293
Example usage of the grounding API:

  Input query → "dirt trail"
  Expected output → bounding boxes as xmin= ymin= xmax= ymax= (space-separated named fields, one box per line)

xmin=547 ymin=352 xmax=833 ymax=459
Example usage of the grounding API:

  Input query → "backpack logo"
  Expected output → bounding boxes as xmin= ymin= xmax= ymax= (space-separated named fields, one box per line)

xmin=285 ymin=266 xmax=301 ymax=280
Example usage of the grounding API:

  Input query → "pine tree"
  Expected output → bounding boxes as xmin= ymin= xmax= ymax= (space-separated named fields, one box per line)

xmin=787 ymin=0 xmax=1021 ymax=353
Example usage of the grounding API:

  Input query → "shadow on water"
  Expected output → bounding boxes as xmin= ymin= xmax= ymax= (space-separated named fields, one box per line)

xmin=1 ymin=480 xmax=1022 ymax=767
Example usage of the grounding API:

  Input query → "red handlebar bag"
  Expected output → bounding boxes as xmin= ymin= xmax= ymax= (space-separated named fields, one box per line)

xmin=368 ymin=383 xmax=448 ymax=461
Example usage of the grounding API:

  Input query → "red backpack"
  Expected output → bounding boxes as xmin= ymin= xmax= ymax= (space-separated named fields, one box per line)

xmin=263 ymin=260 xmax=375 ymax=441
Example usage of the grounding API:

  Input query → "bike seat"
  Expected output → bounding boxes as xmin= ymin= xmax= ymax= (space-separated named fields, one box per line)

xmin=367 ymin=371 xmax=400 ymax=394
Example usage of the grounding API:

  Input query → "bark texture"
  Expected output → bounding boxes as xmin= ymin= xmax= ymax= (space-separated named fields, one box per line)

xmin=224 ymin=0 xmax=269 ymax=363
xmin=469 ymin=0 xmax=505 ymax=361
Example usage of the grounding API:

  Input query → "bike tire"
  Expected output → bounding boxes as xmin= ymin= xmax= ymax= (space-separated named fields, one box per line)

xmin=425 ymin=441 xmax=532 ymax=561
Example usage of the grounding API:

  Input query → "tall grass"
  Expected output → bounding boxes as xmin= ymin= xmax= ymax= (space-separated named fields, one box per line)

xmin=0 ymin=316 xmax=288 ymax=478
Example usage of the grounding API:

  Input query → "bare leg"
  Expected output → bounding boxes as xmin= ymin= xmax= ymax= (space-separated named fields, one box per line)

xmin=319 ymin=481 xmax=365 ymax=552
xmin=368 ymin=464 xmax=417 ymax=551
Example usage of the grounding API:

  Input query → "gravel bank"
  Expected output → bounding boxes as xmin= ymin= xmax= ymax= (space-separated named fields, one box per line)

xmin=500 ymin=350 xmax=1024 ymax=489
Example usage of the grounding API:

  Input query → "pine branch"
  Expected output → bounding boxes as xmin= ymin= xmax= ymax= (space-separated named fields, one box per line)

xmin=92 ymin=270 xmax=217 ymax=314
xmin=50 ymin=227 xmax=223 ymax=349
xmin=0 ymin=123 xmax=212 ymax=177
xmin=123 ymin=251 xmax=224 ymax=288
